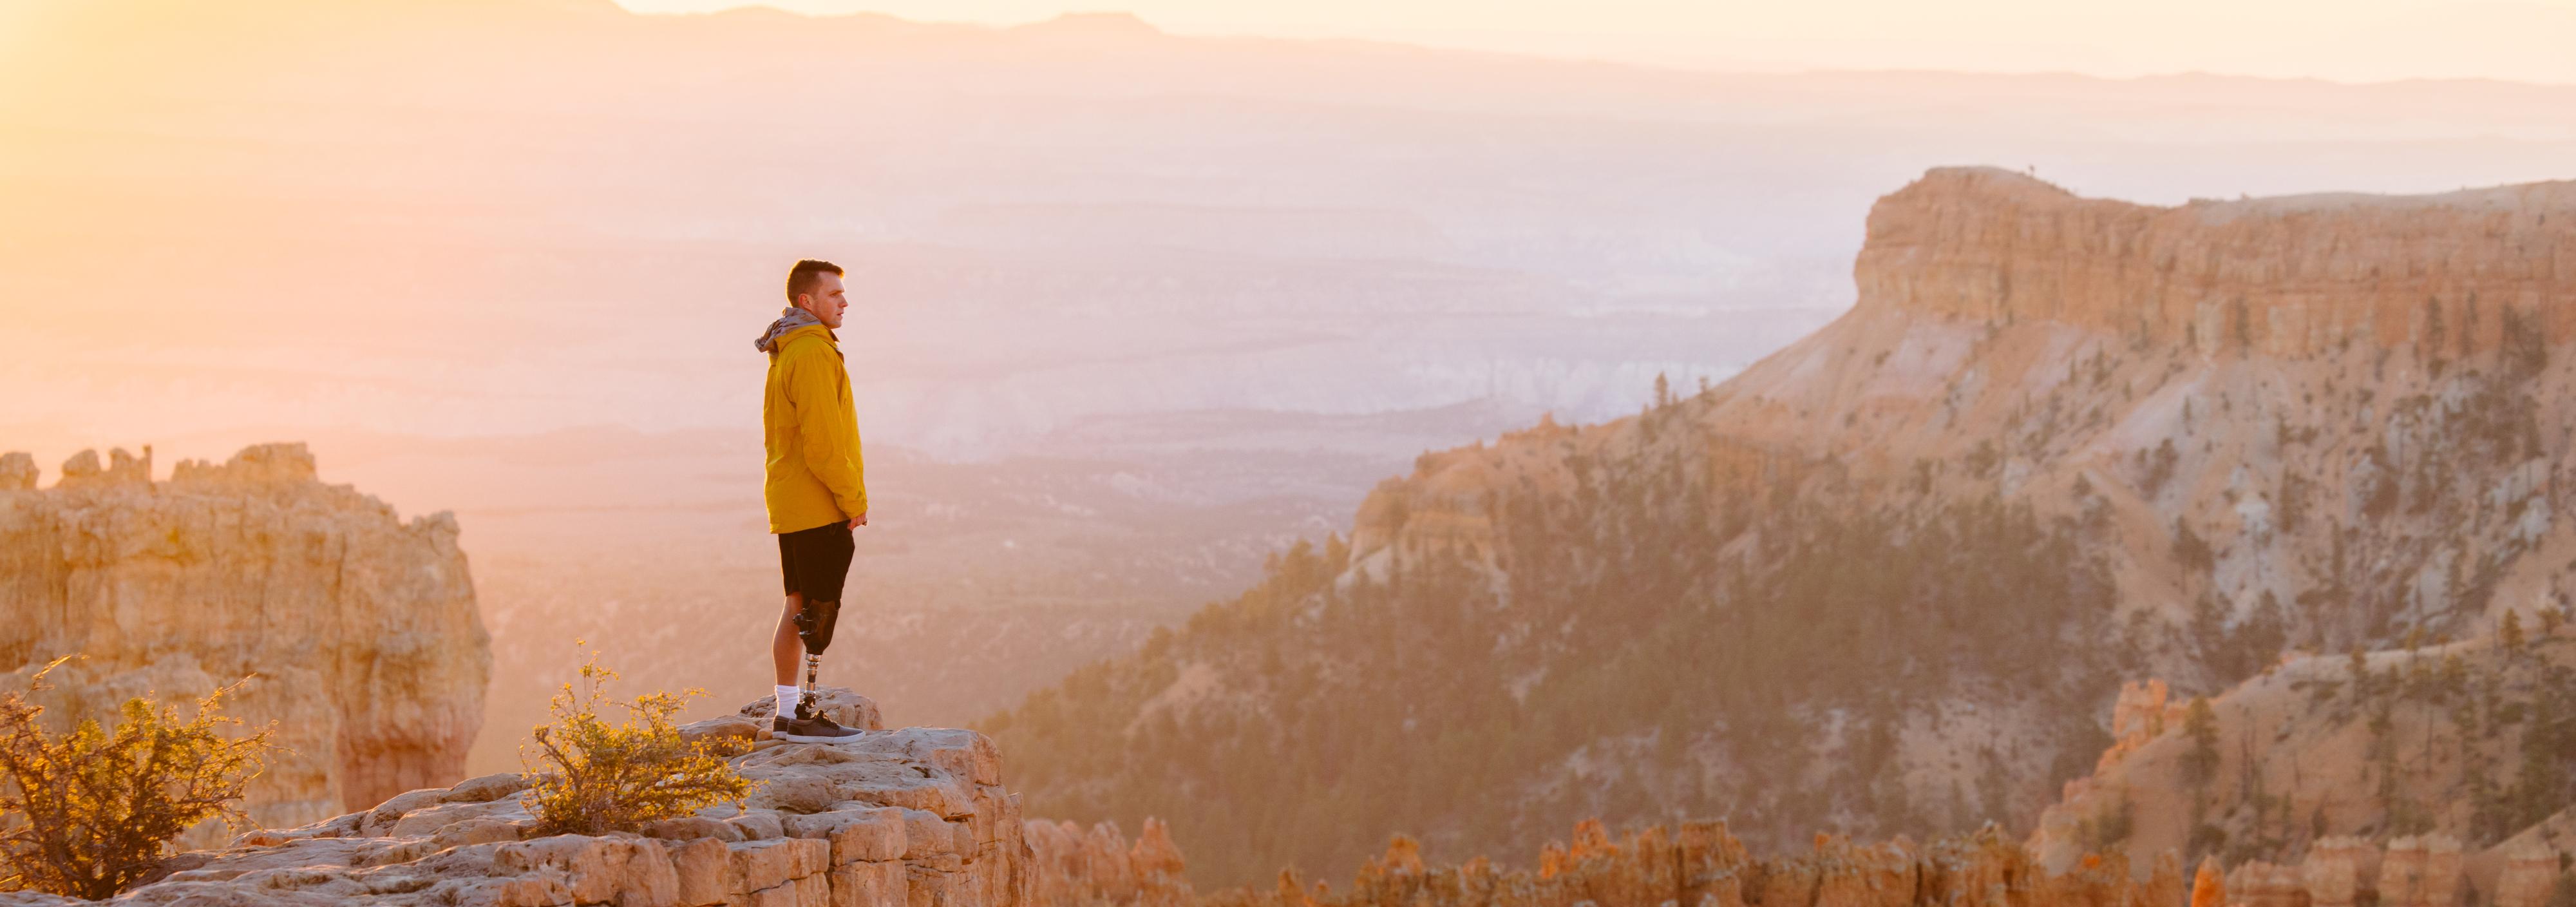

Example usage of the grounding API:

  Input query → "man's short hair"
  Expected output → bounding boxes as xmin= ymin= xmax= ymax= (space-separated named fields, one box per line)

xmin=786 ymin=259 xmax=844 ymax=304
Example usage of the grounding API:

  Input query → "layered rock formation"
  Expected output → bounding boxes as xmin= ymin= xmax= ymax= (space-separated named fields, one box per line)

xmin=989 ymin=169 xmax=2576 ymax=886
xmin=2162 ymin=834 xmax=2558 ymax=907
xmin=2083 ymin=680 xmax=2188 ymax=783
xmin=1023 ymin=817 xmax=1193 ymax=907
xmin=1204 ymin=818 xmax=2189 ymax=907
xmin=1354 ymin=167 xmax=2576 ymax=649
xmin=2222 ymin=861 xmax=2302 ymax=907
xmin=0 ymin=443 xmax=491 ymax=835
xmin=2376 ymin=837 xmax=2467 ymax=907
xmin=2488 ymin=839 xmax=2567 ymax=907
xmin=0 ymin=691 xmax=1029 ymax=907
xmin=2030 ymin=622 xmax=2576 ymax=901
xmin=1853 ymin=171 xmax=2576 ymax=358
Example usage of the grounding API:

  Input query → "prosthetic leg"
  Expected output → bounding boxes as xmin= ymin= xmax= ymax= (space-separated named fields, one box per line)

xmin=790 ymin=597 xmax=842 ymax=719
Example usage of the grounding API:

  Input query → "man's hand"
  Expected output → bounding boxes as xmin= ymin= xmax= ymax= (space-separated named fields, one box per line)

xmin=849 ymin=513 xmax=867 ymax=528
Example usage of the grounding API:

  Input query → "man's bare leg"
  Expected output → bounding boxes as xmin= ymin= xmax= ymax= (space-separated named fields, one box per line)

xmin=774 ymin=592 xmax=804 ymax=687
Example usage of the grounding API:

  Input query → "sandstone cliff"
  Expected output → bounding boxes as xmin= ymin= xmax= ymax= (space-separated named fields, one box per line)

xmin=1025 ymin=812 xmax=2184 ymax=907
xmin=1203 ymin=817 xmax=2190 ymax=907
xmin=2029 ymin=620 xmax=2576 ymax=899
xmin=1355 ymin=167 xmax=2576 ymax=650
xmin=1023 ymin=817 xmax=1193 ymax=907
xmin=0 ymin=690 xmax=1030 ymax=907
xmin=1019 ymin=808 xmax=2568 ymax=907
xmin=0 ymin=443 xmax=492 ymax=835
xmin=988 ymin=169 xmax=2576 ymax=886
xmin=1852 ymin=171 xmax=2576 ymax=357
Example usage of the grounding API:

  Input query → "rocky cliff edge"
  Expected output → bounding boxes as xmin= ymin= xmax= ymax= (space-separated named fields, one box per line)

xmin=0 ymin=689 xmax=1030 ymax=907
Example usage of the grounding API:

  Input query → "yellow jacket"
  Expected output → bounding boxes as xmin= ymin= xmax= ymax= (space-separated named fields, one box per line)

xmin=762 ymin=324 xmax=867 ymax=533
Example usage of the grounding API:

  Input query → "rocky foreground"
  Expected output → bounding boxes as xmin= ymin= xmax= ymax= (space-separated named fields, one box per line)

xmin=0 ymin=691 xmax=1032 ymax=907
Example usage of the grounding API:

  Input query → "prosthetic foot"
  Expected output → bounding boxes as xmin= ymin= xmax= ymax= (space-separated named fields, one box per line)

xmin=774 ymin=598 xmax=862 ymax=743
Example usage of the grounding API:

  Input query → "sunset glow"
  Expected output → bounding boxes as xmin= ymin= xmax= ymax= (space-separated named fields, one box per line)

xmin=7 ymin=3 xmax=2576 ymax=899
xmin=617 ymin=0 xmax=2576 ymax=83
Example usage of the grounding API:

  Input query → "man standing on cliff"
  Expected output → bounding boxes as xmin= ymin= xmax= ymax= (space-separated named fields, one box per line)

xmin=755 ymin=259 xmax=869 ymax=744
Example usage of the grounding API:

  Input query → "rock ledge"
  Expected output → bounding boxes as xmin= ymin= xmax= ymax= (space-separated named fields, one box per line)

xmin=8 ymin=690 xmax=1027 ymax=907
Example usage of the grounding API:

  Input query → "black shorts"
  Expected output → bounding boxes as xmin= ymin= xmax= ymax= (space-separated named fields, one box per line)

xmin=777 ymin=520 xmax=854 ymax=603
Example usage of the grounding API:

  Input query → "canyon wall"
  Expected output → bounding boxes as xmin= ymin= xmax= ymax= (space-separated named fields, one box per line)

xmin=2029 ymin=621 xmax=2576 ymax=897
xmin=1349 ymin=166 xmax=2576 ymax=655
xmin=0 ymin=443 xmax=491 ymax=834
xmin=992 ymin=169 xmax=2576 ymax=884
xmin=1856 ymin=167 xmax=2576 ymax=358
xmin=1024 ymin=817 xmax=1194 ymax=907
xmin=1202 ymin=818 xmax=2192 ymax=907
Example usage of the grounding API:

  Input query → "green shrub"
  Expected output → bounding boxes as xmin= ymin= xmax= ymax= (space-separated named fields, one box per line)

xmin=0 ymin=658 xmax=275 ymax=899
xmin=522 ymin=649 xmax=756 ymax=836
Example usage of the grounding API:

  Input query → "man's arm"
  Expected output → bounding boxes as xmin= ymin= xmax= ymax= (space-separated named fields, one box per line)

xmin=786 ymin=347 xmax=869 ymax=523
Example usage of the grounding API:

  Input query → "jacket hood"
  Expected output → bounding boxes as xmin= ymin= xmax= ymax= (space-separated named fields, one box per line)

xmin=755 ymin=307 xmax=832 ymax=354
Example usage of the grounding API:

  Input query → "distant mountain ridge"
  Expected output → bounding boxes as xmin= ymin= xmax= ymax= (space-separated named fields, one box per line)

xmin=14 ymin=0 xmax=2576 ymax=459
xmin=981 ymin=168 xmax=2576 ymax=886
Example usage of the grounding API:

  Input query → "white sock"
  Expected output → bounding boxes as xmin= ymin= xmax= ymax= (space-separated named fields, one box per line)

xmin=775 ymin=685 xmax=800 ymax=716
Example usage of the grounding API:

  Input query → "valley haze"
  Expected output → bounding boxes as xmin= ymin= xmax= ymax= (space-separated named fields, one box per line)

xmin=2 ymin=2 xmax=2575 ymax=906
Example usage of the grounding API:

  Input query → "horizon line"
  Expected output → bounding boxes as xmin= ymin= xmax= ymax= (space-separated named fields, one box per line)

xmin=601 ymin=2 xmax=2576 ymax=90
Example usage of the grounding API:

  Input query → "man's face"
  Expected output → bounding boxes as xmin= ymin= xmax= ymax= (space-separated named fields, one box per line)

xmin=798 ymin=272 xmax=848 ymax=329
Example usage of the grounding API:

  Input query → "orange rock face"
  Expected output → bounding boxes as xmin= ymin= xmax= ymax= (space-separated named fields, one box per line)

xmin=1194 ymin=818 xmax=2201 ymax=907
xmin=1025 ymin=817 xmax=1196 ymax=907
xmin=2226 ymin=861 xmax=2309 ymax=907
xmin=2190 ymin=857 xmax=2226 ymax=907
xmin=0 ymin=443 xmax=490 ymax=839
xmin=2304 ymin=837 xmax=2382 ymax=907
xmin=1854 ymin=167 xmax=2576 ymax=359
xmin=2490 ymin=841 xmax=2561 ymax=907
xmin=2094 ymin=679 xmax=2192 ymax=774
xmin=2376 ymin=837 xmax=2465 ymax=907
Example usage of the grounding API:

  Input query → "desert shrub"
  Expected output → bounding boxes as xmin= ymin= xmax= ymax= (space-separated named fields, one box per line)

xmin=522 ymin=649 xmax=756 ymax=836
xmin=0 ymin=658 xmax=275 ymax=899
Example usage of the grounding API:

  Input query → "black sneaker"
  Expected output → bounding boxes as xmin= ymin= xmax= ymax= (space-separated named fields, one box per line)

xmin=772 ymin=711 xmax=864 ymax=744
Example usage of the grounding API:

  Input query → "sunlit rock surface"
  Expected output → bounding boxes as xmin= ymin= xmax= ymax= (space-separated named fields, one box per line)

xmin=0 ymin=443 xmax=491 ymax=837
xmin=12 ymin=690 xmax=1028 ymax=906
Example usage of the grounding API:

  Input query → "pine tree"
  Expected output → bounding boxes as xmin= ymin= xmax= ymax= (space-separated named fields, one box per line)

xmin=2181 ymin=697 xmax=2222 ymax=788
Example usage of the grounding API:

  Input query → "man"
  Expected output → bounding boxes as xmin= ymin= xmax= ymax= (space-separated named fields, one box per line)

xmin=755 ymin=259 xmax=869 ymax=743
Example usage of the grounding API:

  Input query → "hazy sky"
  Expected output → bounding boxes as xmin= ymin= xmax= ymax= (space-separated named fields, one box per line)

xmin=612 ymin=0 xmax=2576 ymax=84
